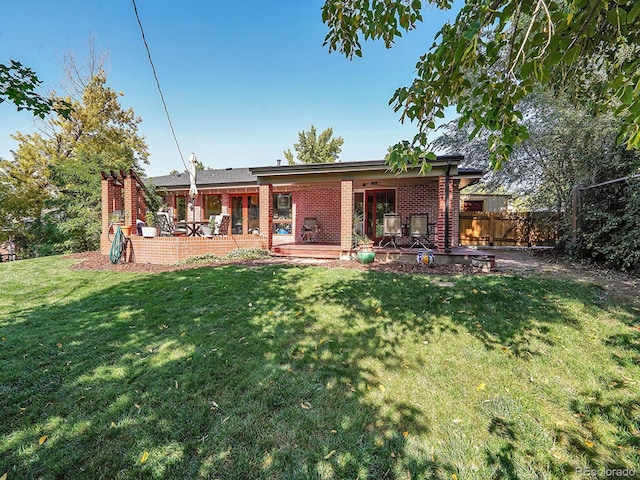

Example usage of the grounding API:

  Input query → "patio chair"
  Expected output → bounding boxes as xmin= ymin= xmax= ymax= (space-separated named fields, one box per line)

xmin=379 ymin=213 xmax=402 ymax=248
xmin=300 ymin=217 xmax=321 ymax=242
xmin=213 ymin=214 xmax=231 ymax=236
xmin=156 ymin=212 xmax=187 ymax=237
xmin=409 ymin=214 xmax=430 ymax=249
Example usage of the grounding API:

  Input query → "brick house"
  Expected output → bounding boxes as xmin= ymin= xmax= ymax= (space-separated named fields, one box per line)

xmin=100 ymin=157 xmax=482 ymax=264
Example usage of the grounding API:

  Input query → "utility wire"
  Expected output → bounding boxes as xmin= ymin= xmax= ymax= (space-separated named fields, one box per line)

xmin=131 ymin=0 xmax=188 ymax=172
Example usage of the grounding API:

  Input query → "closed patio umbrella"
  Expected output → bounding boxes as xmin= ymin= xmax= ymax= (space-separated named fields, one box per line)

xmin=188 ymin=152 xmax=198 ymax=198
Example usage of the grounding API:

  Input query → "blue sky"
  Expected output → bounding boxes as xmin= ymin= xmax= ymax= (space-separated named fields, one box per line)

xmin=1 ymin=1 xmax=460 ymax=176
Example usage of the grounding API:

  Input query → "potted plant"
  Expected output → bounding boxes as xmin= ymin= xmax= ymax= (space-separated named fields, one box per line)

xmin=200 ymin=216 xmax=215 ymax=237
xmin=141 ymin=211 xmax=158 ymax=238
xmin=353 ymin=232 xmax=376 ymax=264
xmin=119 ymin=212 xmax=133 ymax=236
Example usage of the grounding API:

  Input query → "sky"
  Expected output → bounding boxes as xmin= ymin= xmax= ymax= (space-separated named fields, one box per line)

xmin=1 ymin=1 xmax=460 ymax=177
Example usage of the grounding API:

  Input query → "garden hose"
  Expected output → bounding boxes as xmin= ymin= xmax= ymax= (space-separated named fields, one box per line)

xmin=109 ymin=225 xmax=125 ymax=264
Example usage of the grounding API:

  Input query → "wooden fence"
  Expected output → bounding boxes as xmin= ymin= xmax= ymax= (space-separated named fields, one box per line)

xmin=459 ymin=212 xmax=559 ymax=247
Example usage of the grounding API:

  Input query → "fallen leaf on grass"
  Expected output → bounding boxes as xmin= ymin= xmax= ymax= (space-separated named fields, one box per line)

xmin=376 ymin=307 xmax=382 ymax=314
xmin=110 ymin=422 xmax=116 ymax=428
xmin=585 ymin=440 xmax=595 ymax=448
xmin=324 ymin=450 xmax=336 ymax=459
xmin=476 ymin=383 xmax=485 ymax=391
xmin=140 ymin=451 xmax=149 ymax=464
xmin=300 ymin=401 xmax=311 ymax=410
xmin=38 ymin=435 xmax=47 ymax=445
xmin=452 ymin=474 xmax=459 ymax=480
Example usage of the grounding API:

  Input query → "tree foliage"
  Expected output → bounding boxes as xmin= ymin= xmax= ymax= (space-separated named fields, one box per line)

xmin=436 ymin=92 xmax=639 ymax=214
xmin=284 ymin=125 xmax=344 ymax=164
xmin=0 ymin=52 xmax=148 ymax=254
xmin=576 ymin=176 xmax=640 ymax=272
xmin=437 ymin=90 xmax=640 ymax=271
xmin=0 ymin=60 xmax=71 ymax=118
xmin=322 ymin=0 xmax=640 ymax=171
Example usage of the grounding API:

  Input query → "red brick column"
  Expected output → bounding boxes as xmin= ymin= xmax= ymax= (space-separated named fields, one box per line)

xmin=340 ymin=180 xmax=353 ymax=252
xmin=259 ymin=184 xmax=273 ymax=249
xmin=221 ymin=193 xmax=230 ymax=214
xmin=451 ymin=180 xmax=460 ymax=248
xmin=101 ymin=176 xmax=115 ymax=238
xmin=436 ymin=175 xmax=456 ymax=252
xmin=123 ymin=175 xmax=138 ymax=230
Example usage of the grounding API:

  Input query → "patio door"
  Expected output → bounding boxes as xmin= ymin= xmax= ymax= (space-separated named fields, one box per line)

xmin=365 ymin=189 xmax=395 ymax=242
xmin=230 ymin=194 xmax=260 ymax=234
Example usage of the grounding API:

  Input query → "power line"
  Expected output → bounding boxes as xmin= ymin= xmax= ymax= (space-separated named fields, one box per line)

xmin=131 ymin=0 xmax=188 ymax=172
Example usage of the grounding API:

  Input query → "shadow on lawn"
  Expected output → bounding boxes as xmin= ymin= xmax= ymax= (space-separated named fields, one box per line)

xmin=0 ymin=262 xmax=637 ymax=479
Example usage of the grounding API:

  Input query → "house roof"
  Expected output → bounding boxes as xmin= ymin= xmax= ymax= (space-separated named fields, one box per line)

xmin=249 ymin=156 xmax=464 ymax=177
xmin=149 ymin=168 xmax=257 ymax=189
xmin=149 ymin=157 xmax=483 ymax=190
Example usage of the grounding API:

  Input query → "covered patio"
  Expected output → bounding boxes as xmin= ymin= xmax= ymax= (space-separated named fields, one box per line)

xmin=100 ymin=158 xmax=486 ymax=265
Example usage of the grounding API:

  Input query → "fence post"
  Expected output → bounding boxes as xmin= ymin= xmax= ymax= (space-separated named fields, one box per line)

xmin=571 ymin=185 xmax=582 ymax=242
xmin=488 ymin=213 xmax=494 ymax=246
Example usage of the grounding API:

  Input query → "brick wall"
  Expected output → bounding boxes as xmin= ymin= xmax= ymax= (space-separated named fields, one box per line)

xmin=100 ymin=234 xmax=268 ymax=264
xmin=259 ymin=184 xmax=273 ymax=249
xmin=340 ymin=181 xmax=353 ymax=251
xmin=294 ymin=185 xmax=342 ymax=243
xmin=396 ymin=182 xmax=439 ymax=227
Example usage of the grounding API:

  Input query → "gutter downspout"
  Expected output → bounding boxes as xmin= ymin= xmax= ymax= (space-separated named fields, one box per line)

xmin=444 ymin=158 xmax=452 ymax=253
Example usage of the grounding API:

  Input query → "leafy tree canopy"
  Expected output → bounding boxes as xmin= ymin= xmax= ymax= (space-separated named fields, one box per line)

xmin=0 ymin=49 xmax=148 ymax=252
xmin=322 ymin=0 xmax=640 ymax=171
xmin=0 ymin=60 xmax=71 ymax=118
xmin=436 ymin=91 xmax=639 ymax=215
xmin=284 ymin=125 xmax=344 ymax=164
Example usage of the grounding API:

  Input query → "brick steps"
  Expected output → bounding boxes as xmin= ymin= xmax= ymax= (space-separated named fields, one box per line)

xmin=271 ymin=243 xmax=343 ymax=259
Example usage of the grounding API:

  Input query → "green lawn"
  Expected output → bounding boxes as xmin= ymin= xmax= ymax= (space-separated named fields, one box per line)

xmin=0 ymin=255 xmax=638 ymax=479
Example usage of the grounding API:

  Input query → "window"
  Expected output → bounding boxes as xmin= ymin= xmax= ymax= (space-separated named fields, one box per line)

xmin=175 ymin=195 xmax=187 ymax=222
xmin=230 ymin=194 xmax=260 ymax=234
xmin=273 ymin=193 xmax=292 ymax=234
xmin=463 ymin=200 xmax=484 ymax=212
xmin=203 ymin=195 xmax=222 ymax=220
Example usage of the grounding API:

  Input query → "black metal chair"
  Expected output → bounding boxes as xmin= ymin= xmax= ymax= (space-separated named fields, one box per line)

xmin=156 ymin=212 xmax=187 ymax=236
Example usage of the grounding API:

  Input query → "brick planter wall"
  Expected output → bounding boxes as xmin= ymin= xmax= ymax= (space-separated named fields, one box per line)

xmin=100 ymin=234 xmax=268 ymax=265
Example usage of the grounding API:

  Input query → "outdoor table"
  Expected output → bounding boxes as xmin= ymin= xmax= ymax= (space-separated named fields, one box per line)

xmin=178 ymin=221 xmax=205 ymax=237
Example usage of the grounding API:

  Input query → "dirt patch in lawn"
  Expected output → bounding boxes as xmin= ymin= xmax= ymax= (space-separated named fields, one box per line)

xmin=491 ymin=249 xmax=640 ymax=306
xmin=69 ymin=250 xmax=639 ymax=306
xmin=68 ymin=251 xmax=479 ymax=276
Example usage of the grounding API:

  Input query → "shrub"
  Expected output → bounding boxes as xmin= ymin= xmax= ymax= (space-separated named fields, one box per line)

xmin=224 ymin=248 xmax=268 ymax=261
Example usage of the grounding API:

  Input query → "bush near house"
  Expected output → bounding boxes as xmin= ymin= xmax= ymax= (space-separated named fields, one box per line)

xmin=570 ymin=176 xmax=640 ymax=273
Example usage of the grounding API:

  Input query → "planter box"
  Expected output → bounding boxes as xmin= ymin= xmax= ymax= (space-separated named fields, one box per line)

xmin=141 ymin=226 xmax=159 ymax=238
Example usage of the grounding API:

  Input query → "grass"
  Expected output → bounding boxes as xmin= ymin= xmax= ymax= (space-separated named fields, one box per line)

xmin=0 ymin=255 xmax=639 ymax=479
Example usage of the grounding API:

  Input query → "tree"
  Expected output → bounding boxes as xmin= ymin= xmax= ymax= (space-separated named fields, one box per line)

xmin=436 ymin=91 xmax=639 ymax=215
xmin=322 ymin=0 xmax=640 ymax=171
xmin=0 ymin=60 xmax=71 ymax=118
xmin=284 ymin=125 xmax=344 ymax=164
xmin=2 ymin=50 xmax=148 ymax=254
